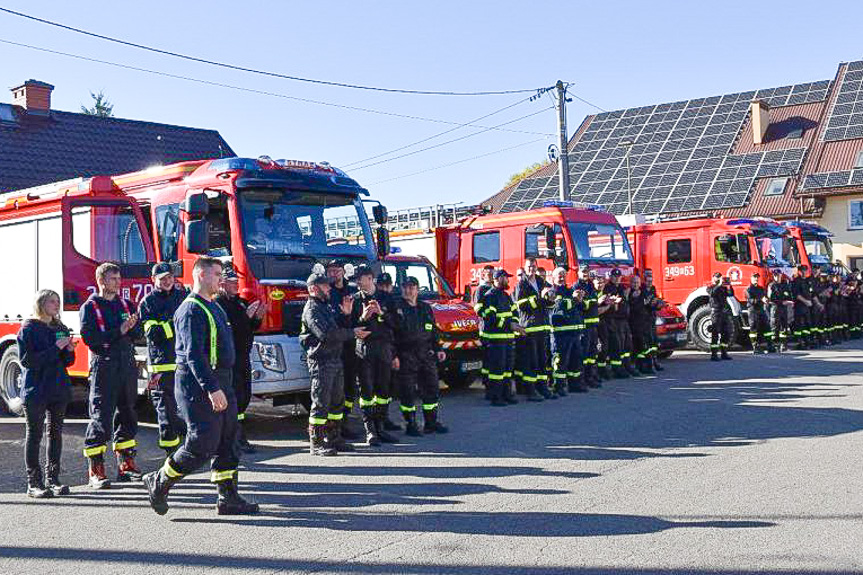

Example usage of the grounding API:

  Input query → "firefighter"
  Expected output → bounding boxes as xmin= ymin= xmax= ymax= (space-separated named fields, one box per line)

xmin=594 ymin=275 xmax=614 ymax=380
xmin=513 ymin=258 xmax=550 ymax=401
xmin=602 ymin=269 xmax=638 ymax=378
xmin=139 ymin=263 xmax=189 ymax=457
xmin=472 ymin=264 xmax=495 ymax=397
xmin=548 ymin=266 xmax=587 ymax=395
xmin=394 ymin=276 xmax=449 ymax=435
xmin=706 ymin=272 xmax=734 ymax=361
xmin=215 ymin=266 xmax=265 ymax=454
xmin=80 ymin=262 xmax=144 ymax=489
xmin=831 ymin=273 xmax=847 ymax=342
xmin=300 ymin=273 xmax=370 ymax=456
xmin=143 ymin=256 xmax=258 ymax=516
xmin=643 ymin=269 xmax=664 ymax=371
xmin=351 ymin=266 xmax=399 ymax=445
xmin=812 ymin=269 xmax=831 ymax=346
xmin=477 ymin=269 xmax=525 ymax=406
xmin=791 ymin=265 xmax=814 ymax=349
xmin=745 ymin=272 xmax=771 ymax=354
xmin=768 ymin=270 xmax=793 ymax=351
xmin=327 ymin=259 xmax=361 ymax=440
xmin=628 ymin=273 xmax=654 ymax=374
xmin=847 ymin=276 xmax=862 ymax=339
xmin=575 ymin=265 xmax=601 ymax=387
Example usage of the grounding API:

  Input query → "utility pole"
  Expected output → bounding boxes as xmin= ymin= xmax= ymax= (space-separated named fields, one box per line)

xmin=555 ymin=80 xmax=571 ymax=202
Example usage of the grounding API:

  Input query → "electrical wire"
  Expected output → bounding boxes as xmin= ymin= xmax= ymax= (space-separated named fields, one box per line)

xmin=0 ymin=6 xmax=541 ymax=97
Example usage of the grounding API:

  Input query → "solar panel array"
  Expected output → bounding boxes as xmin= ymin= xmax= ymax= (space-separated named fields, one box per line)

xmin=823 ymin=60 xmax=863 ymax=141
xmin=802 ymin=168 xmax=863 ymax=191
xmin=500 ymin=80 xmax=831 ymax=215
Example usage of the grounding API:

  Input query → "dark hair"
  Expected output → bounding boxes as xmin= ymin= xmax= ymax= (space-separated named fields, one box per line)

xmin=482 ymin=265 xmax=494 ymax=272
xmin=193 ymin=256 xmax=224 ymax=274
xmin=95 ymin=262 xmax=121 ymax=283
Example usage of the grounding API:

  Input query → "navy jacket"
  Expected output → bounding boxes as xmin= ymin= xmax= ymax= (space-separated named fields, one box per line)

xmin=18 ymin=319 xmax=75 ymax=404
xmin=174 ymin=294 xmax=236 ymax=394
xmin=79 ymin=294 xmax=143 ymax=360
xmin=139 ymin=286 xmax=189 ymax=370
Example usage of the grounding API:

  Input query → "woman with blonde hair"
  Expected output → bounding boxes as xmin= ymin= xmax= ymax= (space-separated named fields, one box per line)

xmin=17 ymin=289 xmax=76 ymax=498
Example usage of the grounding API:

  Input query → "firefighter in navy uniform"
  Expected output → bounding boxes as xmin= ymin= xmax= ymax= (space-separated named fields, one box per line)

xmin=139 ymin=262 xmax=189 ymax=456
xmin=143 ymin=257 xmax=258 ymax=516
xmin=628 ymin=273 xmax=654 ymax=374
xmin=706 ymin=272 xmax=734 ymax=361
xmin=791 ymin=265 xmax=815 ymax=349
xmin=477 ymin=269 xmax=525 ymax=406
xmin=513 ymin=258 xmax=550 ymax=401
xmin=215 ymin=267 xmax=265 ymax=454
xmin=575 ymin=266 xmax=601 ymax=387
xmin=300 ymin=273 xmax=370 ymax=456
xmin=394 ymin=276 xmax=450 ymax=435
xmin=472 ymin=264 xmax=495 ymax=395
xmin=767 ymin=270 xmax=793 ymax=351
xmin=594 ymin=275 xmax=614 ymax=380
xmin=548 ymin=266 xmax=587 ymax=395
xmin=745 ymin=272 xmax=772 ymax=354
xmin=326 ymin=259 xmax=361 ymax=440
xmin=80 ymin=263 xmax=144 ymax=489
xmin=643 ymin=270 xmax=664 ymax=371
xmin=602 ymin=269 xmax=638 ymax=378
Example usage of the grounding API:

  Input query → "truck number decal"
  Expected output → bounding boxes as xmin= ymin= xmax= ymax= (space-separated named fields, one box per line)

xmin=86 ymin=283 xmax=153 ymax=302
xmin=665 ymin=265 xmax=695 ymax=277
xmin=470 ymin=268 xmax=482 ymax=283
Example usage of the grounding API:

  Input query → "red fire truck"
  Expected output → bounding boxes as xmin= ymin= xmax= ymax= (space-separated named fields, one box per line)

xmin=381 ymin=254 xmax=482 ymax=389
xmin=0 ymin=157 xmax=389 ymax=413
xmin=784 ymin=221 xmax=834 ymax=273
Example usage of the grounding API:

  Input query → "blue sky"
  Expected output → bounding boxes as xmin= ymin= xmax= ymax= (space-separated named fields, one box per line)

xmin=1 ymin=1 xmax=861 ymax=211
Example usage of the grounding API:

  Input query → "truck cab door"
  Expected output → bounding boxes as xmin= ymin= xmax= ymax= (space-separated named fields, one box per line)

xmin=661 ymin=235 xmax=696 ymax=305
xmin=61 ymin=192 xmax=156 ymax=309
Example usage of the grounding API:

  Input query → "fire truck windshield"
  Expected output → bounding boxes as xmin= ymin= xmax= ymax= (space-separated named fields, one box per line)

xmin=754 ymin=233 xmax=799 ymax=267
xmin=239 ymin=189 xmax=374 ymax=259
xmin=567 ymin=222 xmax=633 ymax=265
xmin=382 ymin=260 xmax=457 ymax=300
xmin=802 ymin=234 xmax=833 ymax=267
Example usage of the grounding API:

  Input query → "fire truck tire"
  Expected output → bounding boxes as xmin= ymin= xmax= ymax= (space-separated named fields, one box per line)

xmin=0 ymin=345 xmax=24 ymax=416
xmin=443 ymin=372 xmax=476 ymax=391
xmin=687 ymin=305 xmax=714 ymax=352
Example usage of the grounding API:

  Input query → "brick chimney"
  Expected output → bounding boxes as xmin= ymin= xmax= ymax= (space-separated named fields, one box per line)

xmin=750 ymin=99 xmax=770 ymax=145
xmin=11 ymin=80 xmax=54 ymax=115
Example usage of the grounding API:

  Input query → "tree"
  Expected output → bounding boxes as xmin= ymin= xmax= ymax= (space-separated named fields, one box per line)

xmin=504 ymin=161 xmax=548 ymax=189
xmin=81 ymin=91 xmax=114 ymax=117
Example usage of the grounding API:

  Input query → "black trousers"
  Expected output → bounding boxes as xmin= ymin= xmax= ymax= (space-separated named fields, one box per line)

xmin=233 ymin=348 xmax=253 ymax=418
xmin=748 ymin=307 xmax=769 ymax=345
xmin=710 ymin=310 xmax=733 ymax=350
xmin=84 ymin=353 xmax=138 ymax=457
xmin=769 ymin=305 xmax=789 ymax=343
xmin=308 ymin=357 xmax=346 ymax=424
xmin=397 ymin=347 xmax=440 ymax=412
xmin=170 ymin=368 xmax=239 ymax=482
xmin=357 ymin=343 xmax=394 ymax=410
xmin=342 ymin=341 xmax=359 ymax=409
xmin=794 ymin=306 xmax=812 ymax=340
xmin=23 ymin=399 xmax=66 ymax=475
xmin=150 ymin=371 xmax=186 ymax=450
xmin=515 ymin=331 xmax=548 ymax=386
xmin=596 ymin=321 xmax=610 ymax=369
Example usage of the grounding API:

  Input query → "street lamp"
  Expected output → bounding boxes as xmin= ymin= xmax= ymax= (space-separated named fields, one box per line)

xmin=619 ymin=140 xmax=636 ymax=216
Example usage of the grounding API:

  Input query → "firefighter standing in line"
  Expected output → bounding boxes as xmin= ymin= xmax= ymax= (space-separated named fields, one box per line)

xmin=847 ymin=276 xmax=862 ymax=339
xmin=513 ymin=258 xmax=550 ymax=401
xmin=351 ymin=266 xmax=399 ymax=445
xmin=602 ymin=269 xmax=637 ymax=378
xmin=139 ymin=262 xmax=189 ymax=457
xmin=327 ymin=259 xmax=361 ymax=440
xmin=706 ymin=272 xmax=734 ymax=361
xmin=300 ymin=272 xmax=370 ymax=456
xmin=628 ymin=274 xmax=654 ymax=374
xmin=812 ymin=269 xmax=831 ymax=346
xmin=394 ymin=276 xmax=450 ymax=435
xmin=143 ymin=256 xmax=258 ymax=516
xmin=767 ymin=270 xmax=793 ymax=351
xmin=80 ymin=262 xmax=144 ymax=489
xmin=374 ymin=272 xmax=403 ymax=432
xmin=575 ymin=265 xmax=601 ymax=388
xmin=791 ymin=265 xmax=814 ymax=349
xmin=643 ymin=270 xmax=664 ymax=372
xmin=745 ymin=272 xmax=772 ymax=354
xmin=215 ymin=267 xmax=265 ymax=454
xmin=594 ymin=275 xmax=614 ymax=380
xmin=548 ymin=266 xmax=587 ymax=395
xmin=472 ymin=264 xmax=495 ymax=397
xmin=477 ymin=269 xmax=525 ymax=406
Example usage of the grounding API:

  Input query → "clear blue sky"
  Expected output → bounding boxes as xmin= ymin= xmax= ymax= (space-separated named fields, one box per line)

xmin=2 ymin=0 xmax=861 ymax=211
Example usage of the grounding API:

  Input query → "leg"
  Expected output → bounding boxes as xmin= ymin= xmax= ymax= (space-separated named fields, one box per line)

xmin=568 ymin=331 xmax=586 ymax=392
xmin=113 ymin=357 xmax=142 ymax=481
xmin=210 ymin=383 xmax=257 ymax=516
xmin=357 ymin=352 xmax=380 ymax=445
xmin=44 ymin=401 xmax=69 ymax=495
xmin=420 ymin=355 xmax=447 ymax=433
xmin=398 ymin=353 xmax=421 ymax=436
xmin=22 ymin=401 xmax=51 ymax=498
xmin=710 ymin=312 xmax=721 ymax=360
xmin=374 ymin=347 xmax=400 ymax=441
xmin=502 ymin=341 xmax=518 ymax=403
xmin=152 ymin=372 xmax=182 ymax=454
xmin=84 ymin=359 xmax=118 ymax=489
xmin=307 ymin=360 xmax=336 ymax=456
xmin=486 ymin=342 xmax=508 ymax=406
xmin=720 ymin=314 xmax=732 ymax=359
xmin=234 ymin=358 xmax=255 ymax=453
xmin=534 ymin=330 xmax=552 ymax=396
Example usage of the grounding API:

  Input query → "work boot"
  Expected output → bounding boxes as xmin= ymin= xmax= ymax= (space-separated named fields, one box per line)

xmin=489 ymin=383 xmax=507 ymax=407
xmin=308 ymin=424 xmax=337 ymax=456
xmin=612 ymin=364 xmax=629 ymax=378
xmin=710 ymin=350 xmax=720 ymax=362
xmin=423 ymin=407 xmax=449 ymax=434
xmin=766 ymin=343 xmax=776 ymax=354
xmin=586 ymin=373 xmax=602 ymax=389
xmin=45 ymin=462 xmax=69 ymax=496
xmin=524 ymin=382 xmax=544 ymax=402
xmin=216 ymin=478 xmax=259 ymax=516
xmin=340 ymin=419 xmax=362 ymax=441
xmin=237 ymin=422 xmax=256 ymax=454
xmin=536 ymin=381 xmax=556 ymax=400
xmin=403 ymin=411 xmax=423 ymax=437
xmin=362 ymin=411 xmax=382 ymax=446
xmin=116 ymin=449 xmax=143 ymax=482
xmin=624 ymin=359 xmax=641 ymax=377
xmin=26 ymin=468 xmax=53 ymax=499
xmin=640 ymin=358 xmax=655 ymax=375
xmin=381 ymin=404 xmax=402 ymax=432
xmin=325 ymin=420 xmax=355 ymax=452
xmin=142 ymin=467 xmax=179 ymax=516
xmin=600 ymin=365 xmax=613 ymax=381
xmin=87 ymin=456 xmax=111 ymax=490
xmin=503 ymin=381 xmax=520 ymax=404
xmin=375 ymin=407 xmax=399 ymax=443
xmin=568 ymin=375 xmax=588 ymax=393
xmin=554 ymin=380 xmax=568 ymax=397
xmin=720 ymin=349 xmax=732 ymax=360
xmin=652 ymin=357 xmax=664 ymax=371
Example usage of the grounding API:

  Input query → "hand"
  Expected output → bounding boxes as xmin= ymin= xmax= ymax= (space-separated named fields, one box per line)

xmin=55 ymin=337 xmax=71 ymax=349
xmin=246 ymin=300 xmax=260 ymax=318
xmin=120 ymin=314 xmax=138 ymax=335
xmin=147 ymin=373 xmax=162 ymax=390
xmin=513 ymin=325 xmax=527 ymax=336
xmin=208 ymin=389 xmax=228 ymax=412
xmin=255 ymin=301 xmax=267 ymax=319
xmin=340 ymin=295 xmax=354 ymax=316
xmin=353 ymin=327 xmax=371 ymax=339
xmin=66 ymin=339 xmax=77 ymax=351
xmin=573 ymin=289 xmax=585 ymax=301
xmin=392 ymin=357 xmax=400 ymax=371
xmin=436 ymin=351 xmax=446 ymax=362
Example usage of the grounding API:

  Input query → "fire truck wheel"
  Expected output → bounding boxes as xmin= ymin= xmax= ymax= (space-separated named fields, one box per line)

xmin=443 ymin=373 xmax=477 ymax=391
xmin=687 ymin=305 xmax=714 ymax=352
xmin=0 ymin=345 xmax=24 ymax=416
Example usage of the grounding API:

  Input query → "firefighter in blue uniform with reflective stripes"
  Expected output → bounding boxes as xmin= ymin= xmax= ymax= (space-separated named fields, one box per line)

xmin=643 ymin=270 xmax=665 ymax=372
xmin=477 ymin=269 xmax=525 ymax=406
xmin=513 ymin=258 xmax=551 ymax=401
xmin=575 ymin=265 xmax=602 ymax=388
xmin=472 ymin=264 xmax=495 ymax=394
xmin=80 ymin=262 xmax=144 ymax=489
xmin=548 ymin=266 xmax=587 ymax=395
xmin=707 ymin=272 xmax=734 ymax=361
xmin=143 ymin=257 xmax=258 ymax=516
xmin=138 ymin=262 xmax=188 ymax=456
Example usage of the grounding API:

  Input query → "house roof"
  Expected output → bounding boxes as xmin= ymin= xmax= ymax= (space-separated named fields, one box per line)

xmin=0 ymin=104 xmax=234 ymax=194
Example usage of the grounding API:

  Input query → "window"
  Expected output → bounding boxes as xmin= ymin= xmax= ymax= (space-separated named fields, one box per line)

xmin=525 ymin=229 xmax=542 ymax=258
xmin=666 ymin=239 xmax=692 ymax=263
xmin=155 ymin=204 xmax=181 ymax=262
xmin=714 ymin=234 xmax=751 ymax=264
xmin=850 ymin=199 xmax=863 ymax=230
xmin=381 ymin=261 xmax=456 ymax=299
xmin=850 ymin=256 xmax=863 ymax=272
xmin=855 ymin=150 xmax=863 ymax=169
xmin=568 ymin=222 xmax=633 ymax=263
xmin=472 ymin=232 xmax=500 ymax=263
xmin=787 ymin=127 xmax=804 ymax=139
xmin=764 ymin=177 xmax=789 ymax=196
xmin=71 ymin=202 xmax=148 ymax=264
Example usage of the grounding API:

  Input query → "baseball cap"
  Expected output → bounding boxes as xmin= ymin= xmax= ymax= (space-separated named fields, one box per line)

xmin=578 ymin=264 xmax=590 ymax=272
xmin=403 ymin=276 xmax=420 ymax=287
xmin=306 ymin=273 xmax=330 ymax=286
xmin=152 ymin=262 xmax=173 ymax=279
xmin=222 ymin=266 xmax=239 ymax=281
xmin=493 ymin=269 xmax=512 ymax=280
xmin=376 ymin=272 xmax=393 ymax=285
xmin=771 ymin=268 xmax=782 ymax=275
xmin=354 ymin=265 xmax=374 ymax=278
xmin=610 ymin=268 xmax=622 ymax=277
xmin=712 ymin=272 xmax=722 ymax=278
xmin=325 ymin=258 xmax=345 ymax=269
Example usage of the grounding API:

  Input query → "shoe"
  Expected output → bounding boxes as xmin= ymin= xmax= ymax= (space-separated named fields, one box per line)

xmin=721 ymin=351 xmax=732 ymax=361
xmin=143 ymin=467 xmax=178 ymax=516
xmin=381 ymin=404 xmax=402 ymax=432
xmin=115 ymin=449 xmax=143 ymax=482
xmin=536 ymin=382 xmax=556 ymax=400
xmin=325 ymin=421 xmax=355 ymax=452
xmin=403 ymin=411 xmax=423 ymax=437
xmin=599 ymin=366 xmax=613 ymax=381
xmin=362 ymin=414 xmax=381 ymax=446
xmin=340 ymin=422 xmax=363 ymax=441
xmin=26 ymin=469 xmax=53 ymax=499
xmin=45 ymin=463 xmax=69 ymax=497
xmin=375 ymin=406 xmax=399 ymax=443
xmin=308 ymin=424 xmax=337 ymax=456
xmin=613 ymin=366 xmax=629 ymax=379
xmin=216 ymin=478 xmax=259 ymax=515
xmin=422 ymin=407 xmax=449 ymax=434
xmin=624 ymin=361 xmax=641 ymax=377
xmin=710 ymin=352 xmax=720 ymax=362
xmin=524 ymin=383 xmax=544 ymax=402
xmin=639 ymin=359 xmax=655 ymax=375
xmin=87 ymin=456 xmax=111 ymax=490
xmin=652 ymin=358 xmax=664 ymax=371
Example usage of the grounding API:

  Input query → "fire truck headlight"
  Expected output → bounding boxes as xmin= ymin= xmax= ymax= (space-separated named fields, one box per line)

xmin=655 ymin=317 xmax=664 ymax=326
xmin=254 ymin=342 xmax=286 ymax=373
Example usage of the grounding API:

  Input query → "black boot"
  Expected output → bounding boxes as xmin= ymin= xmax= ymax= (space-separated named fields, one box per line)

xmin=142 ymin=466 xmax=179 ymax=516
xmin=502 ymin=381 xmax=519 ymax=404
xmin=45 ymin=462 xmax=69 ymax=496
xmin=639 ymin=358 xmax=655 ymax=374
xmin=362 ymin=409 xmax=382 ymax=446
xmin=599 ymin=365 xmax=613 ymax=381
xmin=308 ymin=424 xmax=337 ymax=456
xmin=524 ymin=382 xmax=544 ymax=402
xmin=237 ymin=421 xmax=256 ymax=454
xmin=325 ymin=420 xmax=355 ymax=452
xmin=375 ymin=406 xmax=399 ymax=443
xmin=216 ymin=478 xmax=259 ymax=515
xmin=710 ymin=350 xmax=720 ymax=361
xmin=403 ymin=410 xmax=423 ymax=436
xmin=652 ymin=357 xmax=664 ymax=371
xmin=536 ymin=380 xmax=556 ymax=400
xmin=624 ymin=358 xmax=641 ymax=377
xmin=26 ymin=468 xmax=52 ymax=499
xmin=721 ymin=349 xmax=732 ymax=360
xmin=568 ymin=374 xmax=588 ymax=393
xmin=381 ymin=403 xmax=402 ymax=432
xmin=423 ymin=407 xmax=449 ymax=434
xmin=612 ymin=362 xmax=629 ymax=378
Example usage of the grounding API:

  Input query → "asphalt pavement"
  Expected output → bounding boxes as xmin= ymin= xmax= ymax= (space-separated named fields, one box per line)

xmin=0 ymin=344 xmax=862 ymax=574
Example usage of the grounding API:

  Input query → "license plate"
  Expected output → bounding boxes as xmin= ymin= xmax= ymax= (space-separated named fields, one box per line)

xmin=461 ymin=361 xmax=482 ymax=372
xmin=676 ymin=332 xmax=688 ymax=341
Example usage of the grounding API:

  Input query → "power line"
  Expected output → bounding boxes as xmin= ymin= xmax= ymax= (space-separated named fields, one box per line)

xmin=0 ymin=38 xmax=553 ymax=136
xmin=0 ymin=6 xmax=542 ymax=97
xmin=563 ymin=82 xmax=608 ymax=112
xmin=367 ymin=137 xmax=549 ymax=185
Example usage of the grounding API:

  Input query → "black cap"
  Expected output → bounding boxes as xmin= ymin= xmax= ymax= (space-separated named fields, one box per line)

xmin=578 ymin=264 xmax=590 ymax=272
xmin=610 ymin=268 xmax=622 ymax=277
xmin=771 ymin=268 xmax=782 ymax=275
xmin=713 ymin=272 xmax=722 ymax=278
xmin=306 ymin=273 xmax=330 ymax=286
xmin=152 ymin=262 xmax=173 ymax=279
xmin=403 ymin=276 xmax=420 ymax=287
xmin=493 ymin=269 xmax=512 ymax=280
xmin=376 ymin=272 xmax=393 ymax=285
xmin=752 ymin=272 xmax=760 ymax=277
xmin=222 ymin=266 xmax=239 ymax=281
xmin=354 ymin=265 xmax=374 ymax=278
xmin=325 ymin=259 xmax=345 ymax=269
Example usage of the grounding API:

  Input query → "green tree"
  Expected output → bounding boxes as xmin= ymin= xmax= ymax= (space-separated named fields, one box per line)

xmin=81 ymin=90 xmax=114 ymax=117
xmin=504 ymin=161 xmax=548 ymax=188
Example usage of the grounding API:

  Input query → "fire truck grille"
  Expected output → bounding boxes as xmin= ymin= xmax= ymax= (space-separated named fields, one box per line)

xmin=282 ymin=300 xmax=305 ymax=337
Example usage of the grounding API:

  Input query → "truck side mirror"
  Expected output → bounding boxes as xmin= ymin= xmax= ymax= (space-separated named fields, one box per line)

xmin=181 ymin=192 xmax=209 ymax=220
xmin=376 ymin=227 xmax=391 ymax=258
xmin=373 ymin=204 xmax=388 ymax=225
xmin=185 ymin=219 xmax=210 ymax=254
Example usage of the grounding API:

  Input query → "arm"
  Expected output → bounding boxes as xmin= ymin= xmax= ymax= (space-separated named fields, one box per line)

xmin=139 ymin=298 xmax=171 ymax=354
xmin=17 ymin=326 xmax=60 ymax=368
